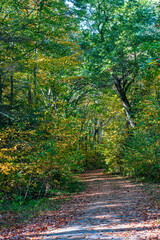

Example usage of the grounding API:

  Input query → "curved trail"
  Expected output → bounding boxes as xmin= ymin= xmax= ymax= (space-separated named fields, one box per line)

xmin=40 ymin=170 xmax=160 ymax=240
xmin=2 ymin=170 xmax=159 ymax=239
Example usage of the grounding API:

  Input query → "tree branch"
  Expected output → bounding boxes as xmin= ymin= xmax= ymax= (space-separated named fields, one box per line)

xmin=0 ymin=111 xmax=15 ymax=121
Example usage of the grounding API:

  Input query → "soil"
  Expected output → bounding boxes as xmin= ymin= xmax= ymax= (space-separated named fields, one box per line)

xmin=0 ymin=169 xmax=160 ymax=239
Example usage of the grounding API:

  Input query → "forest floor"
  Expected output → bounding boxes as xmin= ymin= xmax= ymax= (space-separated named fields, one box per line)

xmin=0 ymin=169 xmax=160 ymax=240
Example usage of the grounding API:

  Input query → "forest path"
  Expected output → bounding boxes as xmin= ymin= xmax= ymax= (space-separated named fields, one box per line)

xmin=37 ymin=169 xmax=160 ymax=240
xmin=1 ymin=170 xmax=159 ymax=239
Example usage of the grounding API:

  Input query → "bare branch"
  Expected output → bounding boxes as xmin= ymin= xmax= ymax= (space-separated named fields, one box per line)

xmin=0 ymin=111 xmax=15 ymax=120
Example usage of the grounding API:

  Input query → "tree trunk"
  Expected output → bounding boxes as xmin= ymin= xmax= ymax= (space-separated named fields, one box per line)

xmin=0 ymin=72 xmax=2 ymax=104
xmin=33 ymin=65 xmax=37 ymax=101
xmin=28 ymin=75 xmax=33 ymax=124
xmin=114 ymin=78 xmax=135 ymax=127
xmin=10 ymin=75 xmax=13 ymax=107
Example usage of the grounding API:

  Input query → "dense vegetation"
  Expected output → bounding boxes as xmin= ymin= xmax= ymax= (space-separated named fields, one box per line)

xmin=0 ymin=0 xmax=159 ymax=205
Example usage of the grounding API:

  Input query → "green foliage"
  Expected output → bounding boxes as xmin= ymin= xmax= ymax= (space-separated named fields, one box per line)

xmin=0 ymin=115 xmax=85 ymax=200
xmin=122 ymin=71 xmax=160 ymax=181
xmin=70 ymin=0 xmax=160 ymax=182
xmin=0 ymin=0 xmax=159 ymax=214
xmin=0 ymin=0 xmax=86 ymax=204
xmin=0 ymin=195 xmax=63 ymax=226
xmin=103 ymin=66 xmax=160 ymax=182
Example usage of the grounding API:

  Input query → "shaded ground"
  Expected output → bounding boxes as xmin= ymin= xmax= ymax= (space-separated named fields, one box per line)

xmin=0 ymin=170 xmax=160 ymax=239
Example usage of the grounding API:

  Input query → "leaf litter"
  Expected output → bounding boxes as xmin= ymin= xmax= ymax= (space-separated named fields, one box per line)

xmin=0 ymin=170 xmax=159 ymax=239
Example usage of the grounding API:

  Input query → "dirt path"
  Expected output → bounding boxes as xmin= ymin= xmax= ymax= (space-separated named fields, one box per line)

xmin=1 ymin=170 xmax=160 ymax=239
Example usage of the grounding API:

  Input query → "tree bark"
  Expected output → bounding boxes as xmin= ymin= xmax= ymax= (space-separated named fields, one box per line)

xmin=0 ymin=72 xmax=2 ymax=104
xmin=10 ymin=75 xmax=13 ymax=107
xmin=33 ymin=65 xmax=37 ymax=100
xmin=114 ymin=77 xmax=135 ymax=128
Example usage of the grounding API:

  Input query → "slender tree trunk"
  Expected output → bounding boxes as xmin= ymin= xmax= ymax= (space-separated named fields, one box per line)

xmin=48 ymin=87 xmax=51 ymax=103
xmin=0 ymin=72 xmax=2 ymax=104
xmin=51 ymin=81 xmax=57 ymax=110
xmin=28 ymin=85 xmax=32 ymax=106
xmin=85 ymin=135 xmax=88 ymax=167
xmin=0 ymin=73 xmax=2 ymax=125
xmin=85 ymin=135 xmax=87 ymax=151
xmin=10 ymin=75 xmax=13 ymax=107
xmin=97 ymin=126 xmax=100 ymax=162
xmin=28 ymin=75 xmax=32 ymax=123
xmin=27 ymin=75 xmax=32 ymax=106
xmin=97 ymin=126 xmax=100 ymax=144
xmin=33 ymin=65 xmax=37 ymax=102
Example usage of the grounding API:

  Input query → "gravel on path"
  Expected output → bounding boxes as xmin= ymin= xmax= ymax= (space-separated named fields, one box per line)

xmin=1 ymin=170 xmax=159 ymax=240
xmin=39 ymin=170 xmax=160 ymax=240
